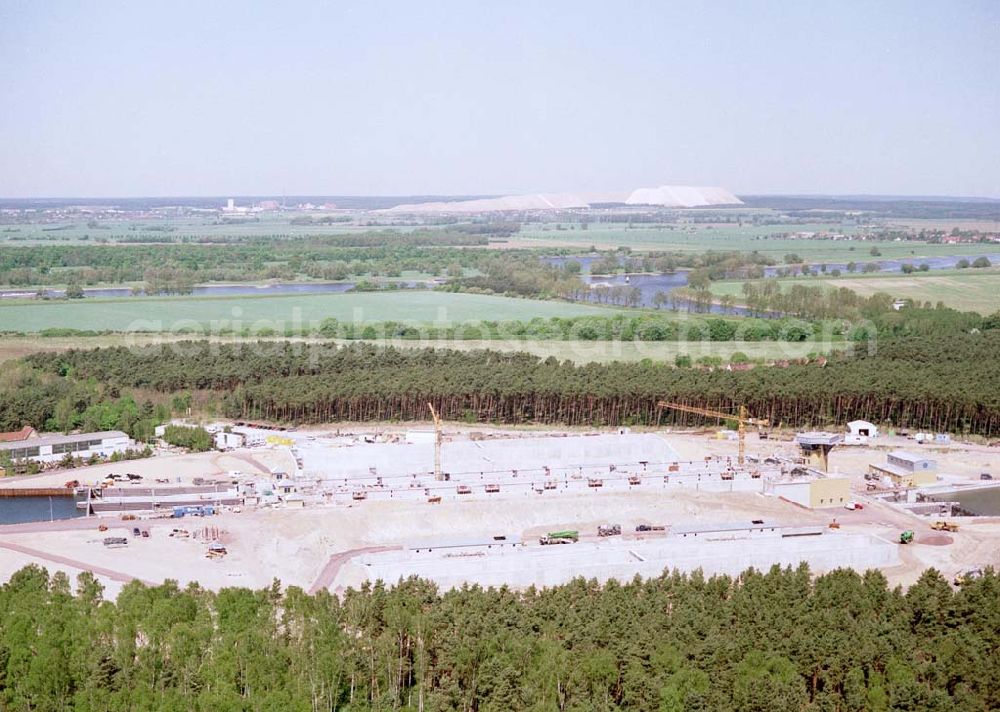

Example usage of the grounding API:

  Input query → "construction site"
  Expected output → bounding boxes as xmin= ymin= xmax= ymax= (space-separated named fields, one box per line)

xmin=0 ymin=404 xmax=998 ymax=599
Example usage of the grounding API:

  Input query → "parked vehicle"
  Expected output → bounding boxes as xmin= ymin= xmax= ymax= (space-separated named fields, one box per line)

xmin=844 ymin=502 xmax=863 ymax=511
xmin=598 ymin=524 xmax=622 ymax=537
xmin=539 ymin=530 xmax=579 ymax=545
xmin=931 ymin=521 xmax=959 ymax=532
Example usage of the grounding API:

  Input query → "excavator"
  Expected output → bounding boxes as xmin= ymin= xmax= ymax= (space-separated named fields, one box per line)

xmin=657 ymin=401 xmax=768 ymax=466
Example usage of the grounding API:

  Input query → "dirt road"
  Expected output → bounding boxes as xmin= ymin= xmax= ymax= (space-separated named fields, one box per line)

xmin=0 ymin=540 xmax=153 ymax=585
xmin=309 ymin=546 xmax=397 ymax=594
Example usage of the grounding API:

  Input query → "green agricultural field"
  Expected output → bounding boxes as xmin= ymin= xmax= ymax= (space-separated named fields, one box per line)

xmin=710 ymin=268 xmax=1000 ymax=314
xmin=0 ymin=291 xmax=623 ymax=333
xmin=517 ymin=222 xmax=996 ymax=259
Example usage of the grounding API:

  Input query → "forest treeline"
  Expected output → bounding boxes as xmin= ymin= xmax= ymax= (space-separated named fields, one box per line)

xmin=1 ymin=563 xmax=997 ymax=711
xmin=11 ymin=331 xmax=1000 ymax=436
xmin=0 ymin=238 xmax=496 ymax=289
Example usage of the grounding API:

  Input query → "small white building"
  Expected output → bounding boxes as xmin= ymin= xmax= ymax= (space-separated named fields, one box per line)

xmin=215 ymin=431 xmax=246 ymax=450
xmin=845 ymin=420 xmax=878 ymax=445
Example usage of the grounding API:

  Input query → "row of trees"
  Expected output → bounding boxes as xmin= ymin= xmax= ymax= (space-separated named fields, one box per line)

xmin=19 ymin=333 xmax=1000 ymax=435
xmin=1 ymin=564 xmax=997 ymax=710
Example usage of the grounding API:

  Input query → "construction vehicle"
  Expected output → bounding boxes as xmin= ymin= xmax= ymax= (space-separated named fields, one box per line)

xmin=954 ymin=568 xmax=983 ymax=586
xmin=426 ymin=496 xmax=441 ymax=504
xmin=657 ymin=401 xmax=768 ymax=466
xmin=931 ymin=521 xmax=959 ymax=532
xmin=427 ymin=402 xmax=444 ymax=481
xmin=539 ymin=530 xmax=578 ymax=545
xmin=598 ymin=524 xmax=622 ymax=537
xmin=900 ymin=530 xmax=915 ymax=544
xmin=635 ymin=524 xmax=665 ymax=532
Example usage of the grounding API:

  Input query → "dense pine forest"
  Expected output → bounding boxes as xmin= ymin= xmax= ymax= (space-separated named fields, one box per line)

xmin=8 ymin=331 xmax=1000 ymax=437
xmin=1 ymin=564 xmax=997 ymax=711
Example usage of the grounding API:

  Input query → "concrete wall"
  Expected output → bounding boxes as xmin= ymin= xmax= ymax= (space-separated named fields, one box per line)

xmin=810 ymin=477 xmax=850 ymax=508
xmin=771 ymin=481 xmax=811 ymax=508
xmin=353 ymin=532 xmax=899 ymax=590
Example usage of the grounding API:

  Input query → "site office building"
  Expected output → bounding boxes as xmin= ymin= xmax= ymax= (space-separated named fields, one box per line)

xmin=868 ymin=450 xmax=937 ymax=488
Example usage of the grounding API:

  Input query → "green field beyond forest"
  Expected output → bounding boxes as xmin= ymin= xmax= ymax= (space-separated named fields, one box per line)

xmin=0 ymin=291 xmax=620 ymax=332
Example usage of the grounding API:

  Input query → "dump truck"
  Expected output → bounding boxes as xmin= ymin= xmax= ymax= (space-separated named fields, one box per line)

xmin=900 ymin=530 xmax=914 ymax=544
xmin=931 ymin=521 xmax=959 ymax=532
xmin=597 ymin=524 xmax=622 ymax=537
xmin=539 ymin=530 xmax=578 ymax=545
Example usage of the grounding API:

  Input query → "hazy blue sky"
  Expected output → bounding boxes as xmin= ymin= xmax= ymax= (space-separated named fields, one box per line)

xmin=1 ymin=1 xmax=998 ymax=198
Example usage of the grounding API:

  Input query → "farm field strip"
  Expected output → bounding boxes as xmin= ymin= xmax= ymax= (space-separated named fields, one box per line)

xmin=0 ymin=291 xmax=624 ymax=333
xmin=710 ymin=270 xmax=1000 ymax=313
xmin=516 ymin=226 xmax=997 ymax=258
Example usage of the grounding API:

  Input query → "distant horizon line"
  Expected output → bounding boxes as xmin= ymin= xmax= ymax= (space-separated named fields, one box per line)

xmin=2 ymin=192 xmax=999 ymax=203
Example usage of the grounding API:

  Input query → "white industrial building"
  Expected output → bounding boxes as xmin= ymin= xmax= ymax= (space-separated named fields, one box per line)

xmin=0 ymin=430 xmax=132 ymax=464
xmin=845 ymin=420 xmax=878 ymax=445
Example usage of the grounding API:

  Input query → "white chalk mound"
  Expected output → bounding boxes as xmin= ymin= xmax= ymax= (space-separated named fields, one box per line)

xmin=383 ymin=185 xmax=742 ymax=213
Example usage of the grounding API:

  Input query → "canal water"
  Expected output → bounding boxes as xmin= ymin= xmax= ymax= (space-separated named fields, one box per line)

xmin=0 ymin=496 xmax=83 ymax=525
xmin=930 ymin=486 xmax=1000 ymax=516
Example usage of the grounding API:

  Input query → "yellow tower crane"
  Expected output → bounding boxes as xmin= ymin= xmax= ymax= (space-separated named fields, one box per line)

xmin=656 ymin=401 xmax=768 ymax=466
xmin=427 ymin=402 xmax=443 ymax=480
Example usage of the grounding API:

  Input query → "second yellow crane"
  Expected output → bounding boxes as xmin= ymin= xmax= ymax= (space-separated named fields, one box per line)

xmin=657 ymin=401 xmax=768 ymax=466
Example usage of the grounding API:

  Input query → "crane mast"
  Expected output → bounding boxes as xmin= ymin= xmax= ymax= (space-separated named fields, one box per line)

xmin=656 ymin=401 xmax=767 ymax=466
xmin=427 ymin=402 xmax=443 ymax=480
